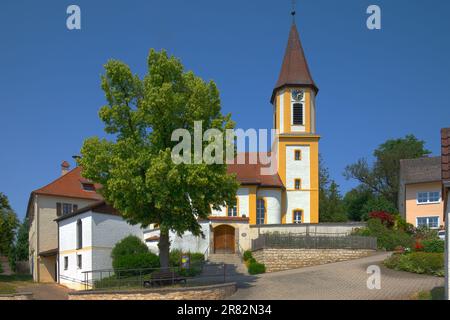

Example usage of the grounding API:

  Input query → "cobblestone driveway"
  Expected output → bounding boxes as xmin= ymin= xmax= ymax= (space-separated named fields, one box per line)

xmin=229 ymin=252 xmax=444 ymax=300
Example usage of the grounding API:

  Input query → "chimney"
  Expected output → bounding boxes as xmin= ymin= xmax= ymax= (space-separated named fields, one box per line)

xmin=61 ymin=160 xmax=70 ymax=176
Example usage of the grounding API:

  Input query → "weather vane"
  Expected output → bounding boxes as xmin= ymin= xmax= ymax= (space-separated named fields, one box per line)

xmin=291 ymin=0 xmax=296 ymax=23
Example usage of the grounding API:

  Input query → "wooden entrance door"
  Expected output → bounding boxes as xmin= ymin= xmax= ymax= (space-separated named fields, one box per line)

xmin=214 ymin=225 xmax=235 ymax=254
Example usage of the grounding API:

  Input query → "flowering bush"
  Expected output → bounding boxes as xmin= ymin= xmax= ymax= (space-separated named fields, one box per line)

xmin=414 ymin=240 xmax=424 ymax=252
xmin=368 ymin=211 xmax=395 ymax=228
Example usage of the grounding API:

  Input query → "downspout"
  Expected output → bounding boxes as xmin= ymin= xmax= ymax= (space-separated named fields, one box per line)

xmin=444 ymin=183 xmax=450 ymax=300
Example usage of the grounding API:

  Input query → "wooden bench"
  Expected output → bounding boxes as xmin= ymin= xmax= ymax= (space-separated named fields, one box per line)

xmin=143 ymin=271 xmax=187 ymax=287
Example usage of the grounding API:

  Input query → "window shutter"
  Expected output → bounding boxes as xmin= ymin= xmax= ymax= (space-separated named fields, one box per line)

xmin=293 ymin=103 xmax=303 ymax=125
xmin=56 ymin=203 xmax=62 ymax=216
xmin=73 ymin=204 xmax=78 ymax=212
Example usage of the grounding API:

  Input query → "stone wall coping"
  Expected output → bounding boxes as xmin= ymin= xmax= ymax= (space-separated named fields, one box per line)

xmin=0 ymin=292 xmax=33 ymax=297
xmin=69 ymin=282 xmax=236 ymax=296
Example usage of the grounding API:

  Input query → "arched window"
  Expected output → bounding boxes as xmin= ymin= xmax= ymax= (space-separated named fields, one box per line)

xmin=293 ymin=103 xmax=303 ymax=125
xmin=256 ymin=199 xmax=266 ymax=225
xmin=76 ymin=219 xmax=82 ymax=249
xmin=293 ymin=210 xmax=303 ymax=224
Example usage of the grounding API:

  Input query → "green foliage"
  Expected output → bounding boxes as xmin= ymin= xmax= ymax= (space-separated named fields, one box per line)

xmin=319 ymin=156 xmax=348 ymax=222
xmin=422 ymin=239 xmax=444 ymax=253
xmin=243 ymin=250 xmax=253 ymax=261
xmin=414 ymin=226 xmax=438 ymax=241
xmin=361 ymin=197 xmax=397 ymax=220
xmin=393 ymin=215 xmax=415 ymax=234
xmin=248 ymin=262 xmax=266 ymax=275
xmin=0 ymin=193 xmax=19 ymax=256
xmin=353 ymin=219 xmax=414 ymax=251
xmin=78 ymin=49 xmax=239 ymax=268
xmin=111 ymin=236 xmax=149 ymax=258
xmin=113 ymin=253 xmax=160 ymax=274
xmin=344 ymin=135 xmax=431 ymax=210
xmin=384 ymin=252 xmax=444 ymax=276
xmin=343 ymin=186 xmax=373 ymax=221
xmin=8 ymin=218 xmax=29 ymax=272
xmin=0 ymin=261 xmax=3 ymax=274
xmin=169 ymin=249 xmax=182 ymax=267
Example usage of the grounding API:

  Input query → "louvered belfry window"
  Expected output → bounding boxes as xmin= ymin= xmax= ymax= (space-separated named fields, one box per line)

xmin=293 ymin=103 xmax=303 ymax=125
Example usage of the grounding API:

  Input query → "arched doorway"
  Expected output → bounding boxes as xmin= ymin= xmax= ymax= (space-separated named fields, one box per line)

xmin=214 ymin=225 xmax=235 ymax=254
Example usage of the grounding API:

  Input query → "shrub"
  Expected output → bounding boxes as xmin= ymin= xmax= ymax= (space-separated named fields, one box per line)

xmin=368 ymin=211 xmax=395 ymax=228
xmin=248 ymin=262 xmax=266 ymax=275
xmin=422 ymin=239 xmax=445 ymax=253
xmin=112 ymin=252 xmax=160 ymax=275
xmin=190 ymin=253 xmax=205 ymax=264
xmin=243 ymin=250 xmax=253 ymax=261
xmin=413 ymin=226 xmax=438 ymax=241
xmin=384 ymin=252 xmax=444 ymax=276
xmin=111 ymin=235 xmax=159 ymax=274
xmin=354 ymin=218 xmax=414 ymax=251
xmin=169 ymin=249 xmax=182 ymax=267
xmin=111 ymin=235 xmax=149 ymax=259
xmin=414 ymin=240 xmax=424 ymax=252
xmin=394 ymin=215 xmax=415 ymax=234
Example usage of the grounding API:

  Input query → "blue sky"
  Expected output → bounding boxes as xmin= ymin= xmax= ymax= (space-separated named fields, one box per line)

xmin=1 ymin=0 xmax=449 ymax=220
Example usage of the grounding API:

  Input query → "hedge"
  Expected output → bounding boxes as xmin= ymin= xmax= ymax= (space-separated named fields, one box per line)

xmin=384 ymin=252 xmax=444 ymax=276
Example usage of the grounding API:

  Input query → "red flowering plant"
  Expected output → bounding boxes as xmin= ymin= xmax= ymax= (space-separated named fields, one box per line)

xmin=368 ymin=211 xmax=395 ymax=229
xmin=414 ymin=240 xmax=424 ymax=251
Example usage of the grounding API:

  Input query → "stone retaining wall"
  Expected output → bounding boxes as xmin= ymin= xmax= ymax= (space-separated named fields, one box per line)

xmin=68 ymin=282 xmax=236 ymax=300
xmin=252 ymin=248 xmax=375 ymax=272
xmin=0 ymin=292 xmax=33 ymax=300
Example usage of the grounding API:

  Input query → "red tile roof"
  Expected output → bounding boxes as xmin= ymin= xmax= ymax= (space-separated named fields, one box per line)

xmin=442 ymin=128 xmax=450 ymax=182
xmin=33 ymin=166 xmax=103 ymax=201
xmin=271 ymin=23 xmax=318 ymax=103
xmin=227 ymin=153 xmax=284 ymax=188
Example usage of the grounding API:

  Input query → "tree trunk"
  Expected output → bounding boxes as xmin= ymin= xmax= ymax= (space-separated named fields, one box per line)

xmin=158 ymin=230 xmax=170 ymax=270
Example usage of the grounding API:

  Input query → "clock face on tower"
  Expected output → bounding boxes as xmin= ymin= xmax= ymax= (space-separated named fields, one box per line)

xmin=292 ymin=89 xmax=304 ymax=102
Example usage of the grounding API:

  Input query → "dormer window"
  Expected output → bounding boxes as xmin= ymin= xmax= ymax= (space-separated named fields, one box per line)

xmin=82 ymin=183 xmax=95 ymax=191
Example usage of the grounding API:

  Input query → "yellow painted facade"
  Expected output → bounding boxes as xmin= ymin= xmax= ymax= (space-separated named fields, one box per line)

xmin=274 ymin=88 xmax=320 ymax=224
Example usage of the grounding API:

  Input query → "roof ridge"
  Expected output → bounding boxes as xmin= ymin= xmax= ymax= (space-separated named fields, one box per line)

xmin=33 ymin=166 xmax=82 ymax=193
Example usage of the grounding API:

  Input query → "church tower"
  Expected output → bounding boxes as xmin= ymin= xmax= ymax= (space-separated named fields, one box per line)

xmin=272 ymin=20 xmax=320 ymax=223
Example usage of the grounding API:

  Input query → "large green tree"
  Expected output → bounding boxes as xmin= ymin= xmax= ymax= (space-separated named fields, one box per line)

xmin=0 ymin=192 xmax=19 ymax=256
xmin=319 ymin=157 xmax=347 ymax=222
xmin=343 ymin=186 xmax=373 ymax=221
xmin=344 ymin=135 xmax=430 ymax=210
xmin=78 ymin=50 xmax=239 ymax=268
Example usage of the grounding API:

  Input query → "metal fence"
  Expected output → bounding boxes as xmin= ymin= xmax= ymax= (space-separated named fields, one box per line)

xmin=80 ymin=262 xmax=231 ymax=291
xmin=251 ymin=233 xmax=377 ymax=250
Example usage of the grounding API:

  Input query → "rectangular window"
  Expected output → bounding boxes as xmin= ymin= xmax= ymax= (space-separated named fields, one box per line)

xmin=293 ymin=103 xmax=303 ymax=125
xmin=227 ymin=205 xmax=237 ymax=217
xmin=256 ymin=199 xmax=265 ymax=225
xmin=293 ymin=210 xmax=302 ymax=224
xmin=62 ymin=203 xmax=72 ymax=215
xmin=82 ymin=183 xmax=95 ymax=191
xmin=417 ymin=191 xmax=440 ymax=204
xmin=77 ymin=254 xmax=82 ymax=269
xmin=417 ymin=216 xmax=439 ymax=229
xmin=294 ymin=150 xmax=301 ymax=161
xmin=294 ymin=179 xmax=301 ymax=190
xmin=64 ymin=256 xmax=68 ymax=270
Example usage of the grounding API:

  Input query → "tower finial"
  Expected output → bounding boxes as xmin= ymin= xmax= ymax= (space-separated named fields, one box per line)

xmin=291 ymin=0 xmax=296 ymax=23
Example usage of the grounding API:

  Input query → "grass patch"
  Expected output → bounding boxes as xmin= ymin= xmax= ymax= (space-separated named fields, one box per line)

xmin=415 ymin=287 xmax=445 ymax=300
xmin=0 ymin=274 xmax=33 ymax=294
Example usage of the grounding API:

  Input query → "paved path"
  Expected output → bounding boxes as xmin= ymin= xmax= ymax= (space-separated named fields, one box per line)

xmin=228 ymin=252 xmax=444 ymax=300
xmin=18 ymin=283 xmax=72 ymax=300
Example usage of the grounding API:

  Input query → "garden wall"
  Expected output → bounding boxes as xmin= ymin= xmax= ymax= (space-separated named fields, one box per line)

xmin=252 ymin=248 xmax=375 ymax=272
xmin=68 ymin=282 xmax=236 ymax=300
xmin=0 ymin=293 xmax=33 ymax=300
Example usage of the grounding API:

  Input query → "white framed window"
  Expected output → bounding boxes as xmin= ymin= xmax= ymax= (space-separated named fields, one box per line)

xmin=64 ymin=256 xmax=68 ymax=270
xmin=293 ymin=210 xmax=302 ymax=224
xmin=417 ymin=191 xmax=441 ymax=204
xmin=77 ymin=254 xmax=82 ymax=269
xmin=227 ymin=205 xmax=237 ymax=217
xmin=416 ymin=216 xmax=439 ymax=229
xmin=256 ymin=199 xmax=265 ymax=225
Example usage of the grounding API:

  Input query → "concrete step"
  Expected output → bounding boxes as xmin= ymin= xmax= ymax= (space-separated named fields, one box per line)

xmin=206 ymin=254 xmax=248 ymax=275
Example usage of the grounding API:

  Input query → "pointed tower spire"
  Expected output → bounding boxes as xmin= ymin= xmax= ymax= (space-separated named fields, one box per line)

xmin=271 ymin=20 xmax=318 ymax=103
